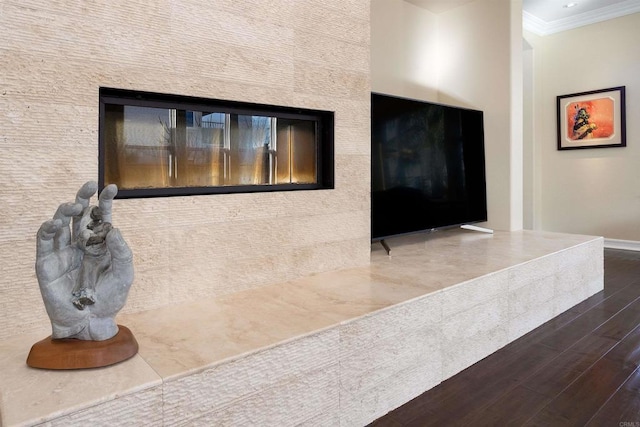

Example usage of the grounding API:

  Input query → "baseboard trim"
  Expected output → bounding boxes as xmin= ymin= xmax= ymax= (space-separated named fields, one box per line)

xmin=604 ymin=238 xmax=640 ymax=252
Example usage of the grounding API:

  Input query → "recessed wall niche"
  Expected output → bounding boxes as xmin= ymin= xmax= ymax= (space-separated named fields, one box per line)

xmin=99 ymin=88 xmax=334 ymax=198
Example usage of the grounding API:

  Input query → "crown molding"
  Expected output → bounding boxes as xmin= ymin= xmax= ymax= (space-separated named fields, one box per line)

xmin=523 ymin=0 xmax=640 ymax=36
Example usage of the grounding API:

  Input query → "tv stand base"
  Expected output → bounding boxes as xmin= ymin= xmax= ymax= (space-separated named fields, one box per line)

xmin=380 ymin=239 xmax=391 ymax=256
xmin=461 ymin=224 xmax=494 ymax=234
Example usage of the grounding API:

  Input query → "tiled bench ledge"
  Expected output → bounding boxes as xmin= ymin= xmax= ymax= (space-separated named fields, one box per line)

xmin=0 ymin=230 xmax=603 ymax=426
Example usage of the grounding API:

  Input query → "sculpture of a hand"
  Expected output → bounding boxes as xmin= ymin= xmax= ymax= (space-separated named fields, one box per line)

xmin=36 ymin=181 xmax=134 ymax=341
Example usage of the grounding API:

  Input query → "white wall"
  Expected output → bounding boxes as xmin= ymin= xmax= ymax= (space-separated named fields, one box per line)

xmin=371 ymin=0 xmax=524 ymax=231
xmin=523 ymin=39 xmax=537 ymax=229
xmin=370 ymin=0 xmax=439 ymax=100
xmin=525 ymin=13 xmax=640 ymax=241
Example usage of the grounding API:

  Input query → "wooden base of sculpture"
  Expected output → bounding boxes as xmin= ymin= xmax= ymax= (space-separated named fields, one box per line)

xmin=26 ymin=325 xmax=138 ymax=370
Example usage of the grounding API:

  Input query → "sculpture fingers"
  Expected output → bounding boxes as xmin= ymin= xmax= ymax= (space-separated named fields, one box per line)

xmin=90 ymin=229 xmax=134 ymax=320
xmin=54 ymin=202 xmax=83 ymax=224
xmin=98 ymin=184 xmax=118 ymax=224
xmin=105 ymin=228 xmax=134 ymax=280
xmin=36 ymin=219 xmax=62 ymax=258
xmin=53 ymin=202 xmax=83 ymax=250
xmin=75 ymin=181 xmax=98 ymax=208
xmin=73 ymin=181 xmax=98 ymax=238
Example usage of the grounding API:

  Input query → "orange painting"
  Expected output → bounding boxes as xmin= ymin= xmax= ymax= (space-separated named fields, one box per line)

xmin=566 ymin=97 xmax=614 ymax=140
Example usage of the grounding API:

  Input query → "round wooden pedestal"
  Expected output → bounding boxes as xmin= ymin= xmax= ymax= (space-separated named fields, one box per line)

xmin=26 ymin=325 xmax=138 ymax=370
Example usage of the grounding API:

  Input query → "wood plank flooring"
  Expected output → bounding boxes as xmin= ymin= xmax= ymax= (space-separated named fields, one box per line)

xmin=369 ymin=249 xmax=640 ymax=426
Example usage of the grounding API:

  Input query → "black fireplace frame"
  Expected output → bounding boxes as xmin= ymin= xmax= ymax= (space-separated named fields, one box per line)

xmin=98 ymin=87 xmax=335 ymax=199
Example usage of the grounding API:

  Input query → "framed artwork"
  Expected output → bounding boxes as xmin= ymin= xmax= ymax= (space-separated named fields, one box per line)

xmin=556 ymin=86 xmax=626 ymax=150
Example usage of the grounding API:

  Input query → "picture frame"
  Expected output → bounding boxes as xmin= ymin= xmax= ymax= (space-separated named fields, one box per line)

xmin=557 ymin=86 xmax=626 ymax=150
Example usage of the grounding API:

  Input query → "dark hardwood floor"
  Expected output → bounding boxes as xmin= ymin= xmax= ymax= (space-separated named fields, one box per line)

xmin=370 ymin=249 xmax=640 ymax=426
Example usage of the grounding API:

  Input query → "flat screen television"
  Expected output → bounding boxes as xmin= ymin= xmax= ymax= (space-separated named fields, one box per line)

xmin=371 ymin=92 xmax=488 ymax=240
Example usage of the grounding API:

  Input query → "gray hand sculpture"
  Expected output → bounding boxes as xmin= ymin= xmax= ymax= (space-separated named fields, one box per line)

xmin=36 ymin=181 xmax=134 ymax=341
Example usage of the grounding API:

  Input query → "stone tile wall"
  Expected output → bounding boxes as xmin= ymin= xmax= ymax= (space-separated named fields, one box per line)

xmin=0 ymin=0 xmax=371 ymax=339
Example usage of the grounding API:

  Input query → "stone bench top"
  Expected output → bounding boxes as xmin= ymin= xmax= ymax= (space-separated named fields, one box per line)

xmin=0 ymin=229 xmax=601 ymax=426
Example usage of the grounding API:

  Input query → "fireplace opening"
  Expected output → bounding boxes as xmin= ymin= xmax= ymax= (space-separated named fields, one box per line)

xmin=99 ymin=88 xmax=334 ymax=198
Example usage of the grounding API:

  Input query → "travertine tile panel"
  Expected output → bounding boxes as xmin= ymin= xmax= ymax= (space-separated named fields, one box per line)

xmin=0 ymin=95 xmax=98 ymax=140
xmin=257 ymin=268 xmax=430 ymax=323
xmin=508 ymin=273 xmax=556 ymax=319
xmin=170 ymin=2 xmax=294 ymax=53
xmin=162 ymin=329 xmax=338 ymax=424
xmin=586 ymin=276 xmax=605 ymax=297
xmin=0 ymin=330 xmax=161 ymax=426
xmin=290 ymin=237 xmax=370 ymax=277
xmin=371 ymin=253 xmax=466 ymax=291
xmin=555 ymin=267 xmax=588 ymax=295
xmin=339 ymin=299 xmax=441 ymax=425
xmin=114 ymin=191 xmax=296 ymax=229
xmin=335 ymin=154 xmax=371 ymax=186
xmin=182 ymin=364 xmax=339 ymax=427
xmin=339 ymin=293 xmax=442 ymax=356
xmin=42 ymin=385 xmax=163 ymax=427
xmin=200 ymin=0 xmax=296 ymax=27
xmin=291 ymin=210 xmax=370 ymax=247
xmin=340 ymin=363 xmax=440 ymax=427
xmin=1 ymin=1 xmax=172 ymax=67
xmin=553 ymin=247 xmax=602 ymax=315
xmin=442 ymin=294 xmax=509 ymax=379
xmin=554 ymin=283 xmax=590 ymax=317
xmin=291 ymin=95 xmax=370 ymax=129
xmin=3 ymin=143 xmax=97 ymax=227
xmin=124 ymin=235 xmax=371 ymax=314
xmin=441 ymin=270 xmax=509 ymax=318
xmin=298 ymin=407 xmax=341 ymax=427
xmin=168 ymin=41 xmax=295 ymax=89
xmin=554 ymin=244 xmax=583 ymax=271
xmin=334 ymin=125 xmax=371 ymax=156
xmin=294 ymin=30 xmax=369 ymax=73
xmin=507 ymin=254 xmax=558 ymax=292
xmin=294 ymin=63 xmax=369 ymax=101
xmin=509 ymin=299 xmax=557 ymax=341
xmin=120 ymin=295 xmax=338 ymax=379
xmin=0 ymin=240 xmax=46 ymax=340
xmin=340 ymin=327 xmax=441 ymax=396
xmin=300 ymin=0 xmax=370 ymax=20
xmin=270 ymin=187 xmax=369 ymax=219
xmin=127 ymin=217 xmax=294 ymax=270
xmin=293 ymin=2 xmax=369 ymax=45
xmin=122 ymin=263 xmax=227 ymax=313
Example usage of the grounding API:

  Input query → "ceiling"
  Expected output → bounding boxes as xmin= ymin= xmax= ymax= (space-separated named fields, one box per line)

xmin=405 ymin=0 xmax=640 ymax=35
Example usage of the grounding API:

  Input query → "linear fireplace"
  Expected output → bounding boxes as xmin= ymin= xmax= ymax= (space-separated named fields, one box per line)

xmin=99 ymin=88 xmax=334 ymax=198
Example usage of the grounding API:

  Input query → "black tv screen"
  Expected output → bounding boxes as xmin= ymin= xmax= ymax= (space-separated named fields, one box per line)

xmin=371 ymin=92 xmax=487 ymax=240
